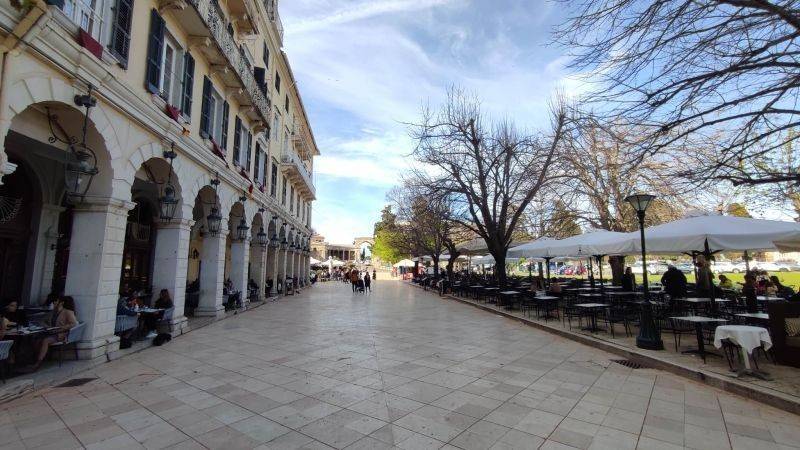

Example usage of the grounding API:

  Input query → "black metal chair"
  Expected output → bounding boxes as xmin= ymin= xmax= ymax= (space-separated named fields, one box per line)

xmin=0 ymin=340 xmax=13 ymax=383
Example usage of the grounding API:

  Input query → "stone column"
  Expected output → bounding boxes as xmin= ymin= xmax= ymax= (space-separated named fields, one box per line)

xmin=281 ymin=246 xmax=288 ymax=294
xmin=29 ymin=204 xmax=64 ymax=303
xmin=64 ymin=197 xmax=133 ymax=360
xmin=289 ymin=249 xmax=295 ymax=281
xmin=270 ymin=245 xmax=279 ymax=296
xmin=250 ymin=242 xmax=267 ymax=301
xmin=197 ymin=225 xmax=228 ymax=318
xmin=229 ymin=238 xmax=250 ymax=304
xmin=152 ymin=218 xmax=193 ymax=334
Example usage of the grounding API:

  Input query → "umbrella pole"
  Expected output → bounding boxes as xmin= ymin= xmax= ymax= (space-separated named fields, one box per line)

xmin=596 ymin=255 xmax=604 ymax=295
xmin=588 ymin=258 xmax=595 ymax=288
xmin=528 ymin=262 xmax=532 ymax=283
xmin=545 ymin=257 xmax=552 ymax=288
xmin=704 ymin=240 xmax=718 ymax=315
xmin=744 ymin=250 xmax=750 ymax=272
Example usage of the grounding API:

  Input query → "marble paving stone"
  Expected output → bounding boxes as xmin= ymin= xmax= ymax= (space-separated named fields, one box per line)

xmin=0 ymin=281 xmax=799 ymax=450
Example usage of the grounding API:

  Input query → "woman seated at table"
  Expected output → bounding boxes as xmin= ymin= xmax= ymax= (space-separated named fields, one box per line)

xmin=769 ymin=276 xmax=794 ymax=298
xmin=144 ymin=289 xmax=173 ymax=336
xmin=28 ymin=296 xmax=77 ymax=370
xmin=1 ymin=300 xmax=25 ymax=327
xmin=548 ymin=278 xmax=562 ymax=295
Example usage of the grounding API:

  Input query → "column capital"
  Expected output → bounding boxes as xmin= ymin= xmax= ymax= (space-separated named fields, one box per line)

xmin=72 ymin=196 xmax=135 ymax=215
xmin=157 ymin=218 xmax=195 ymax=230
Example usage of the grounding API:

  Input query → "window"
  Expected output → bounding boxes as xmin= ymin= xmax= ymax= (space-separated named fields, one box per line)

xmin=145 ymin=12 xmax=191 ymax=110
xmin=108 ymin=0 xmax=133 ymax=65
xmin=284 ymin=95 xmax=289 ymax=113
xmin=201 ymin=77 xmax=227 ymax=146
xmin=290 ymin=186 xmax=294 ymax=213
xmin=281 ymin=177 xmax=287 ymax=206
xmin=275 ymin=73 xmax=281 ymax=93
xmin=254 ymin=144 xmax=262 ymax=183
xmin=270 ymin=159 xmax=278 ymax=197
xmin=62 ymin=0 xmax=108 ymax=42
xmin=233 ymin=117 xmax=251 ymax=170
xmin=159 ymin=33 xmax=183 ymax=106
xmin=262 ymin=42 xmax=269 ymax=68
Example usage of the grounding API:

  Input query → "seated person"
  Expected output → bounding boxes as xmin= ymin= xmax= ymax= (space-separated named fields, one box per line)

xmin=144 ymin=289 xmax=173 ymax=337
xmin=718 ymin=274 xmax=734 ymax=291
xmin=2 ymin=300 xmax=26 ymax=327
xmin=548 ymin=278 xmax=562 ymax=295
xmin=771 ymin=276 xmax=797 ymax=298
xmin=29 ymin=296 xmax=78 ymax=370
xmin=117 ymin=294 xmax=138 ymax=317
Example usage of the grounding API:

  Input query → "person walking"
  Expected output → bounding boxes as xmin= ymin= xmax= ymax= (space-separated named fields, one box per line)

xmin=350 ymin=269 xmax=358 ymax=292
xmin=364 ymin=272 xmax=372 ymax=293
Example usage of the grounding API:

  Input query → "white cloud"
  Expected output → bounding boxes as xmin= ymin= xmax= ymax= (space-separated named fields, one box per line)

xmin=280 ymin=0 xmax=576 ymax=244
xmin=285 ymin=0 xmax=464 ymax=35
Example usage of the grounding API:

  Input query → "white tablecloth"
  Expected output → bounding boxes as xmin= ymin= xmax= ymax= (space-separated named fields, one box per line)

xmin=713 ymin=325 xmax=772 ymax=355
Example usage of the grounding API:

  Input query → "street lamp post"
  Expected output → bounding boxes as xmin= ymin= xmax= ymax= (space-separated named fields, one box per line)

xmin=625 ymin=193 xmax=664 ymax=351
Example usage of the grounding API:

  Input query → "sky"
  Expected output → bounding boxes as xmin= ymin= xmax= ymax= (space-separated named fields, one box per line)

xmin=280 ymin=0 xmax=575 ymax=245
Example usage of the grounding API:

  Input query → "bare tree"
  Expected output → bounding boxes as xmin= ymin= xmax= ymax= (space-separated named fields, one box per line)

xmin=389 ymin=178 xmax=467 ymax=278
xmin=410 ymin=88 xmax=570 ymax=286
xmin=556 ymin=0 xmax=800 ymax=186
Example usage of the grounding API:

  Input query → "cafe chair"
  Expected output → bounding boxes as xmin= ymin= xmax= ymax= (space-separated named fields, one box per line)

xmin=157 ymin=307 xmax=175 ymax=333
xmin=51 ymin=322 xmax=86 ymax=366
xmin=0 ymin=340 xmax=13 ymax=383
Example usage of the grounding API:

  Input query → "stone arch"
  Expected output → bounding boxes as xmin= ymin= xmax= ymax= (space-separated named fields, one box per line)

xmin=3 ymin=76 xmax=126 ymax=199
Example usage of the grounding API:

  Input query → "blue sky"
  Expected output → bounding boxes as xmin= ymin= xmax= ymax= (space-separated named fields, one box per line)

xmin=280 ymin=0 xmax=577 ymax=244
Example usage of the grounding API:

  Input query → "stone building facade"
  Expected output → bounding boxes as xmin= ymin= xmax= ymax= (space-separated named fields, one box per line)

xmin=0 ymin=0 xmax=317 ymax=360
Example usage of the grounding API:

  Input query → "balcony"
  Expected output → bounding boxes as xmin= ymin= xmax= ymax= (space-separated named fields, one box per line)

xmin=265 ymin=0 xmax=283 ymax=44
xmin=291 ymin=122 xmax=315 ymax=160
xmin=280 ymin=149 xmax=315 ymax=200
xmin=161 ymin=0 xmax=271 ymax=127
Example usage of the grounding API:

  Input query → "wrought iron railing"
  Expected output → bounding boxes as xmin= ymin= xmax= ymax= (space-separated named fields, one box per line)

xmin=281 ymin=149 xmax=315 ymax=197
xmin=264 ymin=0 xmax=284 ymax=43
xmin=187 ymin=0 xmax=271 ymax=124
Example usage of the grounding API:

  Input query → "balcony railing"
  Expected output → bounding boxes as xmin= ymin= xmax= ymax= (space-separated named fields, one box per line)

xmin=265 ymin=0 xmax=284 ymax=44
xmin=291 ymin=121 xmax=313 ymax=159
xmin=281 ymin=149 xmax=315 ymax=199
xmin=187 ymin=0 xmax=271 ymax=124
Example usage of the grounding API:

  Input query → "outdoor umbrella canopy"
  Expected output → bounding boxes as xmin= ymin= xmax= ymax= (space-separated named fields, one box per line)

xmin=310 ymin=257 xmax=322 ymax=265
xmin=588 ymin=215 xmax=800 ymax=255
xmin=542 ymin=231 xmax=631 ymax=257
xmin=393 ymin=259 xmax=416 ymax=268
xmin=456 ymin=237 xmax=489 ymax=255
xmin=508 ymin=237 xmax=558 ymax=258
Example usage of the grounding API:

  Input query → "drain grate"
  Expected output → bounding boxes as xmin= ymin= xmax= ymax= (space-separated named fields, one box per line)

xmin=56 ymin=377 xmax=98 ymax=387
xmin=611 ymin=359 xmax=645 ymax=369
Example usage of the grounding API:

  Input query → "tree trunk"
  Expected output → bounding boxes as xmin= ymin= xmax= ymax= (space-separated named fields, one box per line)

xmin=609 ymin=255 xmax=626 ymax=285
xmin=432 ymin=255 xmax=440 ymax=277
xmin=490 ymin=247 xmax=508 ymax=287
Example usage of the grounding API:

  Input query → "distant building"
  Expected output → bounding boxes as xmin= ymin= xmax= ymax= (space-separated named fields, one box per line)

xmin=311 ymin=234 xmax=374 ymax=262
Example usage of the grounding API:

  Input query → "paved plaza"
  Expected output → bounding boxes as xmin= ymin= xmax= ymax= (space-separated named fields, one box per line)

xmin=2 ymin=281 xmax=800 ymax=450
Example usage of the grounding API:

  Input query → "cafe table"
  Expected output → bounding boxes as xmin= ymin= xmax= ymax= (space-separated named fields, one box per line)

xmin=713 ymin=325 xmax=772 ymax=379
xmin=534 ymin=295 xmax=560 ymax=320
xmin=4 ymin=325 xmax=60 ymax=365
xmin=669 ymin=316 xmax=728 ymax=362
xmin=735 ymin=312 xmax=770 ymax=324
xmin=498 ymin=290 xmax=520 ymax=309
xmin=575 ymin=303 xmax=608 ymax=333
xmin=757 ymin=296 xmax=784 ymax=302
xmin=483 ymin=287 xmax=500 ymax=303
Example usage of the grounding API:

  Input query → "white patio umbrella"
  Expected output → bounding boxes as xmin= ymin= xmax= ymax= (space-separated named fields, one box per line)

xmin=589 ymin=215 xmax=800 ymax=256
xmin=508 ymin=237 xmax=558 ymax=258
xmin=310 ymin=257 xmax=322 ymax=265
xmin=393 ymin=259 xmax=416 ymax=268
